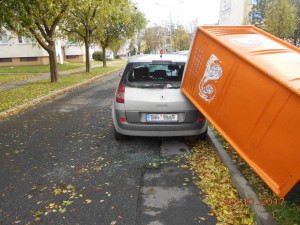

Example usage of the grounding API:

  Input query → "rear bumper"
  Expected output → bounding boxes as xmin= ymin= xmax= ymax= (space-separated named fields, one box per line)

xmin=112 ymin=107 xmax=208 ymax=137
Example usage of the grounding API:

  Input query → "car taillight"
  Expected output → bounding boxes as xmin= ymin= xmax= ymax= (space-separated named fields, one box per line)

xmin=116 ymin=83 xmax=125 ymax=103
xmin=198 ymin=117 xmax=204 ymax=122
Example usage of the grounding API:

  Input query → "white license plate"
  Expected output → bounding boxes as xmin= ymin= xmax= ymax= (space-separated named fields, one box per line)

xmin=146 ymin=114 xmax=178 ymax=122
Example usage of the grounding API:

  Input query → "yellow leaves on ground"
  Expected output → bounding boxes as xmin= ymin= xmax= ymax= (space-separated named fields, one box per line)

xmin=187 ymin=141 xmax=256 ymax=225
xmin=0 ymin=74 xmax=39 ymax=84
xmin=85 ymin=199 xmax=92 ymax=204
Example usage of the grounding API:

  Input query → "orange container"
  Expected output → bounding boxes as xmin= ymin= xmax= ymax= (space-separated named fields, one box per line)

xmin=181 ymin=26 xmax=300 ymax=197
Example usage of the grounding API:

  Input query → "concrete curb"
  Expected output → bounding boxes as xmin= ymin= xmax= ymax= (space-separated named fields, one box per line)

xmin=0 ymin=68 xmax=121 ymax=119
xmin=207 ymin=127 xmax=277 ymax=225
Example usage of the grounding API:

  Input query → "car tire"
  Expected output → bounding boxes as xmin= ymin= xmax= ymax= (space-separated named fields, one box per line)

xmin=114 ymin=127 xmax=125 ymax=141
xmin=198 ymin=130 xmax=207 ymax=140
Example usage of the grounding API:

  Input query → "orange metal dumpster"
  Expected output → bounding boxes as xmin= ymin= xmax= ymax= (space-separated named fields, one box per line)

xmin=181 ymin=26 xmax=300 ymax=197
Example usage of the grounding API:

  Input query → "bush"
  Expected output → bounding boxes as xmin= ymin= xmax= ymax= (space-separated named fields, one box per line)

xmin=115 ymin=55 xmax=121 ymax=59
xmin=92 ymin=51 xmax=103 ymax=61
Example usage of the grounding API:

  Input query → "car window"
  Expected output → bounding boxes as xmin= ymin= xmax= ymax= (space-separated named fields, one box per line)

xmin=124 ymin=63 xmax=185 ymax=89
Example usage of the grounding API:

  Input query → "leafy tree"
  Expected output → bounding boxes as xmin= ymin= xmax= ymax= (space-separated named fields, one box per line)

xmin=291 ymin=0 xmax=300 ymax=45
xmin=96 ymin=0 xmax=146 ymax=67
xmin=250 ymin=0 xmax=298 ymax=41
xmin=0 ymin=0 xmax=71 ymax=82
xmin=109 ymin=39 xmax=126 ymax=57
xmin=172 ymin=26 xmax=191 ymax=51
xmin=249 ymin=0 xmax=267 ymax=29
xmin=63 ymin=0 xmax=102 ymax=72
xmin=265 ymin=0 xmax=297 ymax=38
xmin=142 ymin=26 xmax=167 ymax=53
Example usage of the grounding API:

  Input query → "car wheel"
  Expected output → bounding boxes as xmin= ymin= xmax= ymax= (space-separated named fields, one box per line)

xmin=198 ymin=129 xmax=207 ymax=140
xmin=114 ymin=127 xmax=125 ymax=141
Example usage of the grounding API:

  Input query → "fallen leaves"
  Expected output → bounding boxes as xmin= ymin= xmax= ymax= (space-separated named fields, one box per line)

xmin=187 ymin=141 xmax=256 ymax=225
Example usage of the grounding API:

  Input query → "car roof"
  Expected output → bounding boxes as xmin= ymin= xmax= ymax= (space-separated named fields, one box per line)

xmin=128 ymin=54 xmax=187 ymax=63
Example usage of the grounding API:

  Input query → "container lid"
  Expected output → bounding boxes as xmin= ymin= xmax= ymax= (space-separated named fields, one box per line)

xmin=200 ymin=26 xmax=300 ymax=96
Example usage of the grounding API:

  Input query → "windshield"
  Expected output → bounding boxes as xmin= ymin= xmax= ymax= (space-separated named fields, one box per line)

xmin=125 ymin=63 xmax=185 ymax=89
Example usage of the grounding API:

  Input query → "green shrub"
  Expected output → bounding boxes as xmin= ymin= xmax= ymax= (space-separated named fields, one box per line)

xmin=115 ymin=55 xmax=121 ymax=59
xmin=92 ymin=51 xmax=103 ymax=61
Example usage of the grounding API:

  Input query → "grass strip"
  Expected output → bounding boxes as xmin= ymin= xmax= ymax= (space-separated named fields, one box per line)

xmin=186 ymin=139 xmax=256 ymax=224
xmin=0 ymin=62 xmax=126 ymax=113
xmin=210 ymin=126 xmax=300 ymax=225
xmin=0 ymin=74 xmax=39 ymax=84
xmin=0 ymin=61 xmax=103 ymax=73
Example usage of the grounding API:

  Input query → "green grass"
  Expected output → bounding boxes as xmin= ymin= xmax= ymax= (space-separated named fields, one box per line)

xmin=0 ymin=61 xmax=103 ymax=73
xmin=0 ymin=61 xmax=126 ymax=113
xmin=210 ymin=125 xmax=300 ymax=225
xmin=0 ymin=74 xmax=39 ymax=84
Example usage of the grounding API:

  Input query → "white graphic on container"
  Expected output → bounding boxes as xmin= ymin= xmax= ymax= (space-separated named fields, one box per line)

xmin=199 ymin=54 xmax=223 ymax=102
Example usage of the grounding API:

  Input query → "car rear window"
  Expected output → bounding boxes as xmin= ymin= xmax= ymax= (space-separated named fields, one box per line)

xmin=124 ymin=63 xmax=185 ymax=89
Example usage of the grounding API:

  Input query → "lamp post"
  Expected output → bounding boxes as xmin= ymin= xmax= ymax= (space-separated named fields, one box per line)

xmin=155 ymin=1 xmax=184 ymax=54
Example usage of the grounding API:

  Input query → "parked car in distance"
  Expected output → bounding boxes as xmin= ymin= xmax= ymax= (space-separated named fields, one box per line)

xmin=112 ymin=54 xmax=208 ymax=140
xmin=106 ymin=54 xmax=115 ymax=60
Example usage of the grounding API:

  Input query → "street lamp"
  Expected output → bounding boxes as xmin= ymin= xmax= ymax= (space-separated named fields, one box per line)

xmin=155 ymin=1 xmax=184 ymax=54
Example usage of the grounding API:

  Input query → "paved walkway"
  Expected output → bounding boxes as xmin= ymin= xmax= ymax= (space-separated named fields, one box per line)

xmin=0 ymin=61 xmax=119 ymax=92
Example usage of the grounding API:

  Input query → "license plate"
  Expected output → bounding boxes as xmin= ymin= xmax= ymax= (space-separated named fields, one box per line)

xmin=146 ymin=114 xmax=178 ymax=122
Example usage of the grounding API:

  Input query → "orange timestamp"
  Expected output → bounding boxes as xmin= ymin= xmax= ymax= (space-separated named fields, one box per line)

xmin=224 ymin=197 xmax=285 ymax=207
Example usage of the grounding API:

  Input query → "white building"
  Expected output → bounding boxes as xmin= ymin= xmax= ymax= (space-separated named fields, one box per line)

xmin=0 ymin=28 xmax=128 ymax=67
xmin=219 ymin=0 xmax=257 ymax=25
xmin=0 ymin=29 xmax=62 ymax=66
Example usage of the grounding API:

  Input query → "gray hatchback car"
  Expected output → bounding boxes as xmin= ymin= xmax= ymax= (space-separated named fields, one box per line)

xmin=112 ymin=54 xmax=208 ymax=140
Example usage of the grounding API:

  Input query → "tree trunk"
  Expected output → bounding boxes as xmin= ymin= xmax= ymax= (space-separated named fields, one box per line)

xmin=84 ymin=38 xmax=91 ymax=72
xmin=102 ymin=46 xmax=106 ymax=67
xmin=48 ymin=43 xmax=59 ymax=82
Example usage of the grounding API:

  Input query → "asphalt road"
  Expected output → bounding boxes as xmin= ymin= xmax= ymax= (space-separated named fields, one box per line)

xmin=0 ymin=70 xmax=217 ymax=225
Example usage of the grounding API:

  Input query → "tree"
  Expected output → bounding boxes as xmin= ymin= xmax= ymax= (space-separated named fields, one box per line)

xmin=249 ymin=0 xmax=299 ymax=41
xmin=96 ymin=0 xmax=146 ymax=67
xmin=249 ymin=0 xmax=267 ymax=29
xmin=0 ymin=0 xmax=71 ymax=82
xmin=265 ymin=0 xmax=297 ymax=39
xmin=109 ymin=39 xmax=126 ymax=57
xmin=142 ymin=26 xmax=167 ymax=53
xmin=172 ymin=26 xmax=191 ymax=51
xmin=63 ymin=0 xmax=102 ymax=73
xmin=291 ymin=0 xmax=300 ymax=45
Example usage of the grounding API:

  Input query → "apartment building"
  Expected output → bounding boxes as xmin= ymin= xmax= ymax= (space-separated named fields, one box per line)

xmin=219 ymin=0 xmax=257 ymax=25
xmin=0 ymin=29 xmax=64 ymax=66
xmin=0 ymin=28 xmax=126 ymax=67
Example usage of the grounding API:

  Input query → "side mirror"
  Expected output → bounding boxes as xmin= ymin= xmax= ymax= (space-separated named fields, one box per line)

xmin=119 ymin=72 xmax=123 ymax=77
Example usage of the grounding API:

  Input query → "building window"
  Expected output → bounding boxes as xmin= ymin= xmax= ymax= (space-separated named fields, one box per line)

xmin=20 ymin=57 xmax=38 ymax=62
xmin=249 ymin=0 xmax=258 ymax=4
xmin=67 ymin=41 xmax=77 ymax=46
xmin=0 ymin=58 xmax=12 ymax=63
xmin=66 ymin=55 xmax=79 ymax=59
xmin=18 ymin=36 xmax=33 ymax=44
xmin=0 ymin=31 xmax=9 ymax=44
xmin=221 ymin=0 xmax=231 ymax=12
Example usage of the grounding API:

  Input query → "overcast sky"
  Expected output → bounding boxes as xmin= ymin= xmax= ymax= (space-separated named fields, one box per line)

xmin=133 ymin=0 xmax=220 ymax=28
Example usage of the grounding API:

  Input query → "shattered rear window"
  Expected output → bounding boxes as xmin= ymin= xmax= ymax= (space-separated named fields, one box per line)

xmin=125 ymin=63 xmax=185 ymax=89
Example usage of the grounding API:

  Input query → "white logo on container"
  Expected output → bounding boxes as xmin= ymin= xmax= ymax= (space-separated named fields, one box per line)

xmin=199 ymin=54 xmax=223 ymax=102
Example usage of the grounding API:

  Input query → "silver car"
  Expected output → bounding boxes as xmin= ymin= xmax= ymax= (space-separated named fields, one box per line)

xmin=112 ymin=54 xmax=208 ymax=140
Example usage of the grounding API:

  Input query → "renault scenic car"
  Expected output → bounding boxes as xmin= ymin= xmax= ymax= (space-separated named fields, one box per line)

xmin=112 ymin=54 xmax=208 ymax=140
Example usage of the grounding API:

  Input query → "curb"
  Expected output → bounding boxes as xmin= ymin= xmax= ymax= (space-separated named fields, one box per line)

xmin=207 ymin=127 xmax=277 ymax=225
xmin=0 ymin=68 xmax=122 ymax=119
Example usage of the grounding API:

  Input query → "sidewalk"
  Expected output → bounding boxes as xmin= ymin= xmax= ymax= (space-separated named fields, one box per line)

xmin=0 ymin=61 xmax=116 ymax=92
